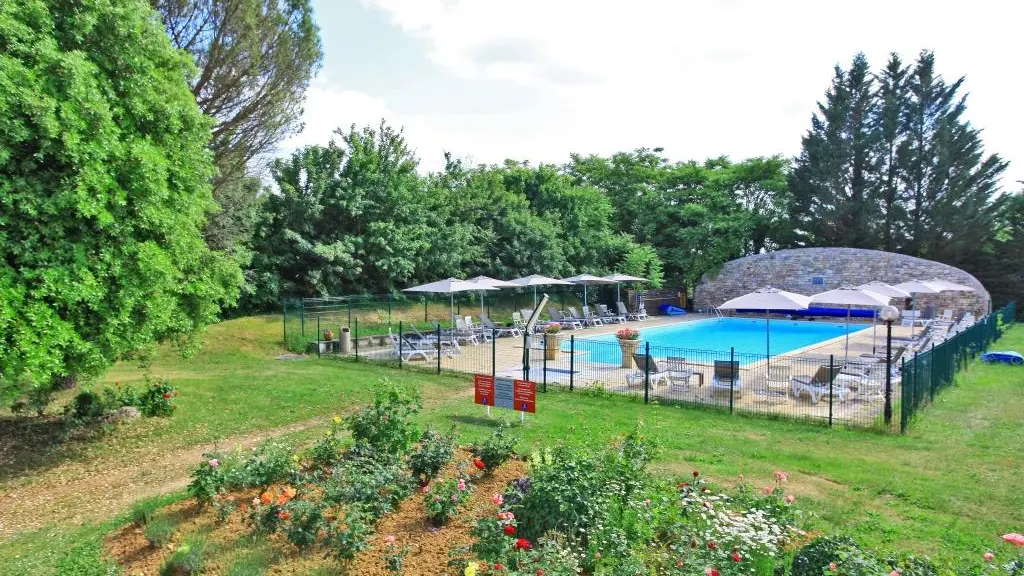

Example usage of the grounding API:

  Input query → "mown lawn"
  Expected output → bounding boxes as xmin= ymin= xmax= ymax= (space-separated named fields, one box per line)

xmin=1 ymin=316 xmax=1021 ymax=574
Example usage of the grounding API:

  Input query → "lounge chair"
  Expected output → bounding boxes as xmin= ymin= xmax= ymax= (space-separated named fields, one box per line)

xmin=617 ymin=301 xmax=648 ymax=321
xmin=518 ymin=309 xmax=551 ymax=332
xmin=389 ymin=334 xmax=438 ymax=362
xmin=710 ymin=360 xmax=743 ymax=399
xmin=626 ymin=354 xmax=699 ymax=390
xmin=450 ymin=318 xmax=480 ymax=345
xmin=549 ymin=308 xmax=583 ymax=330
xmin=480 ymin=314 xmax=522 ymax=338
xmin=465 ymin=315 xmax=493 ymax=342
xmin=757 ymin=365 xmax=791 ymax=403
xmin=596 ymin=304 xmax=626 ymax=324
xmin=567 ymin=306 xmax=601 ymax=327
xmin=791 ymin=364 xmax=848 ymax=404
xmin=581 ymin=305 xmax=606 ymax=327
xmin=665 ymin=356 xmax=702 ymax=391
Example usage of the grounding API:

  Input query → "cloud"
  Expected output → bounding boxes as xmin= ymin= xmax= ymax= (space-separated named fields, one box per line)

xmin=310 ymin=0 xmax=1023 ymax=185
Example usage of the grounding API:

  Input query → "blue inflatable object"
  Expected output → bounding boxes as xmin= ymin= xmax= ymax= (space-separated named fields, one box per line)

xmin=981 ymin=351 xmax=1024 ymax=364
xmin=659 ymin=305 xmax=687 ymax=316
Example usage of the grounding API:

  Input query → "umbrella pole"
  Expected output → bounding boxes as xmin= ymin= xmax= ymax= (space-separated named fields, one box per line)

xmin=450 ymin=293 xmax=455 ymax=328
xmin=766 ymin=309 xmax=771 ymax=371
xmin=533 ymin=286 xmax=538 ymax=308
xmin=871 ymin=310 xmax=877 ymax=354
xmin=844 ymin=305 xmax=851 ymax=365
xmin=616 ymin=283 xmax=620 ymax=303
xmin=480 ymin=291 xmax=484 ymax=317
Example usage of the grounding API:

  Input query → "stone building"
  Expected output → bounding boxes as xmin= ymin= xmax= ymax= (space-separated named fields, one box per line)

xmin=693 ymin=247 xmax=990 ymax=318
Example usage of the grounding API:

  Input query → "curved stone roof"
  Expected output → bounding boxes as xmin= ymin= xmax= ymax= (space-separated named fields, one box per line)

xmin=693 ymin=247 xmax=990 ymax=317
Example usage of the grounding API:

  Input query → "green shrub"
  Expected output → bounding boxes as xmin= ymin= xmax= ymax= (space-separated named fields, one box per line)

xmin=791 ymin=536 xmax=861 ymax=576
xmin=508 ymin=446 xmax=608 ymax=545
xmin=140 ymin=377 xmax=177 ymax=417
xmin=225 ymin=442 xmax=297 ymax=489
xmin=144 ymin=516 xmax=176 ymax=548
xmin=130 ymin=501 xmax=153 ymax=526
xmin=323 ymin=453 xmax=412 ymax=520
xmin=423 ymin=476 xmax=471 ymax=527
xmin=26 ymin=384 xmax=55 ymax=416
xmin=281 ymin=499 xmax=327 ymax=548
xmin=101 ymin=385 xmax=142 ymax=410
xmin=327 ymin=510 xmax=372 ymax=561
xmin=68 ymin=390 xmax=108 ymax=421
xmin=187 ymin=454 xmax=227 ymax=506
xmin=345 ymin=381 xmax=421 ymax=456
xmin=471 ymin=422 xmax=518 ymax=473
xmin=160 ymin=539 xmax=207 ymax=576
xmin=308 ymin=417 xmax=346 ymax=468
xmin=409 ymin=427 xmax=457 ymax=484
xmin=884 ymin=554 xmax=938 ymax=576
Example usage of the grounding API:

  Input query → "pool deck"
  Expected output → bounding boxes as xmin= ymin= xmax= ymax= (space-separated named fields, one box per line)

xmin=393 ymin=314 xmax=929 ymax=429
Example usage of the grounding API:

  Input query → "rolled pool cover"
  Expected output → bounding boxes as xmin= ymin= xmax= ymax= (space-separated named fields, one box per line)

xmin=981 ymin=351 xmax=1024 ymax=364
xmin=659 ymin=305 xmax=687 ymax=316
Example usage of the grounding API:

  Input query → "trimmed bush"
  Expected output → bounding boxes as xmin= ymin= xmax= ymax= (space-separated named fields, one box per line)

xmin=792 ymin=536 xmax=861 ymax=576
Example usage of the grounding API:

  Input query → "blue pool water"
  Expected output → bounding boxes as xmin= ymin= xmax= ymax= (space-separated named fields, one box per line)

xmin=569 ymin=318 xmax=869 ymax=364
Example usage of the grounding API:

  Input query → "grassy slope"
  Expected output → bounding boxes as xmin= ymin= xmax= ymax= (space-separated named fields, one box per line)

xmin=1 ymin=315 xmax=1021 ymax=574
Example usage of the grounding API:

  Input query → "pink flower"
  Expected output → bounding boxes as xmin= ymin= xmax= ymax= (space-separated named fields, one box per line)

xmin=785 ymin=494 xmax=795 ymax=504
xmin=774 ymin=470 xmax=788 ymax=482
xmin=829 ymin=562 xmax=837 ymax=572
xmin=421 ymin=485 xmax=430 ymax=493
xmin=984 ymin=552 xmax=995 ymax=562
xmin=491 ymin=493 xmax=504 ymax=506
xmin=643 ymin=498 xmax=651 ymax=506
xmin=385 ymin=535 xmax=395 ymax=544
xmin=763 ymin=486 xmax=774 ymax=495
xmin=457 ymin=479 xmax=467 ymax=492
xmin=251 ymin=497 xmax=260 ymax=507
xmin=1004 ymin=533 xmax=1024 ymax=546
xmin=890 ymin=571 xmax=900 ymax=576
xmin=208 ymin=459 xmax=219 ymax=468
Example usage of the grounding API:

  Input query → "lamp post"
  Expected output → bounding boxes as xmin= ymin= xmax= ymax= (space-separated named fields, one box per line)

xmin=880 ymin=305 xmax=901 ymax=426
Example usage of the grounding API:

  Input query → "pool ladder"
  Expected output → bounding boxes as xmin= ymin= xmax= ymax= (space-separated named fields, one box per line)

xmin=712 ymin=307 xmax=724 ymax=321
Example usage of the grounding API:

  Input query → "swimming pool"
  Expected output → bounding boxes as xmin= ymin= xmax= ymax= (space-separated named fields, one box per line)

xmin=570 ymin=318 xmax=869 ymax=364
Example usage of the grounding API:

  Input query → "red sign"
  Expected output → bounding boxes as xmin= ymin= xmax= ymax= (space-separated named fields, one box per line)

xmin=513 ymin=379 xmax=536 ymax=413
xmin=474 ymin=374 xmax=495 ymax=406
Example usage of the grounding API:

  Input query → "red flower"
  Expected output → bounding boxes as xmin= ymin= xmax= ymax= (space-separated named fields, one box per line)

xmin=474 ymin=458 xmax=486 ymax=470
xmin=494 ymin=563 xmax=505 ymax=571
xmin=731 ymin=552 xmax=742 ymax=562
xmin=693 ymin=470 xmax=700 ymax=477
xmin=163 ymin=393 xmax=172 ymax=400
xmin=677 ymin=482 xmax=689 ymax=489
xmin=514 ymin=538 xmax=531 ymax=550
xmin=277 ymin=510 xmax=291 ymax=520
xmin=503 ymin=524 xmax=515 ymax=536
xmin=536 ymin=570 xmax=545 ymax=576
xmin=707 ymin=540 xmax=718 ymax=550
xmin=706 ymin=569 xmax=720 ymax=576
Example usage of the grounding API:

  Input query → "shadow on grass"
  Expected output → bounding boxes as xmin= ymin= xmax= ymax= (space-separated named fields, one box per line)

xmin=448 ymin=414 xmax=523 ymax=429
xmin=0 ymin=415 xmax=105 ymax=482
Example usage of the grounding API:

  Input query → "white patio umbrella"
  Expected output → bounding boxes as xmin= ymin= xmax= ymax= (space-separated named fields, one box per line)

xmin=602 ymin=273 xmax=649 ymax=303
xmin=857 ymin=281 xmax=912 ymax=299
xmin=403 ymin=278 xmax=497 ymax=324
xmin=467 ymin=275 xmax=518 ymax=315
xmin=893 ymin=280 xmax=942 ymax=338
xmin=561 ymin=273 xmax=616 ymax=305
xmin=923 ymin=278 xmax=975 ymax=292
xmin=719 ymin=287 xmax=811 ymax=361
xmin=508 ymin=274 xmax=573 ymax=307
xmin=810 ymin=286 xmax=892 ymax=362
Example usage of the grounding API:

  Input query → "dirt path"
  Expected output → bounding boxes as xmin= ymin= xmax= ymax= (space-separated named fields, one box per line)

xmin=0 ymin=418 xmax=324 ymax=540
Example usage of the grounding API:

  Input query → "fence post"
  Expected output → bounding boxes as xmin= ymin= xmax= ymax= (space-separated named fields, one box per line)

xmin=398 ymin=321 xmax=403 ymax=369
xmin=491 ymin=328 xmax=496 ymax=378
xmin=436 ymin=323 xmax=442 ymax=375
xmin=643 ymin=341 xmax=650 ymax=404
xmin=929 ymin=343 xmax=937 ymax=402
xmin=729 ymin=347 xmax=735 ymax=414
xmin=316 ymin=316 xmax=321 ymax=359
xmin=388 ymin=294 xmax=393 ymax=327
xmin=354 ymin=318 xmax=359 ymax=361
xmin=542 ymin=334 xmax=548 ymax=393
xmin=569 ymin=335 xmax=575 ymax=392
xmin=300 ymin=299 xmax=305 ymax=339
xmin=424 ymin=298 xmax=428 ymax=322
xmin=347 ymin=300 xmax=352 ymax=328
xmin=828 ymin=354 xmax=834 ymax=427
xmin=282 ymin=301 xmax=287 ymax=346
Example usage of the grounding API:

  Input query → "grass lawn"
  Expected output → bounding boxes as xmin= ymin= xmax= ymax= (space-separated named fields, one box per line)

xmin=1 ymin=315 xmax=1021 ymax=574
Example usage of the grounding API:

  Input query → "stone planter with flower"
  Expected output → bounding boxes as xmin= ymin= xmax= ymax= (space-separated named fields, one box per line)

xmin=616 ymin=328 xmax=641 ymax=368
xmin=543 ymin=324 xmax=562 ymax=361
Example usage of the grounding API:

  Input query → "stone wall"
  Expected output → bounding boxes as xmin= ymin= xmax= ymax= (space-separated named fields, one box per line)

xmin=693 ymin=248 xmax=990 ymax=318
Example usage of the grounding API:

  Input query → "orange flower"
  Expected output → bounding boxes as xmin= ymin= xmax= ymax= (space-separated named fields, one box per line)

xmin=277 ymin=494 xmax=289 ymax=506
xmin=277 ymin=510 xmax=291 ymax=520
xmin=260 ymin=492 xmax=273 ymax=505
xmin=284 ymin=486 xmax=297 ymax=499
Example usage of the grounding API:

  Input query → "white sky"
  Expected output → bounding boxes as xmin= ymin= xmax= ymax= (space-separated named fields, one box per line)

xmin=283 ymin=0 xmax=1023 ymax=188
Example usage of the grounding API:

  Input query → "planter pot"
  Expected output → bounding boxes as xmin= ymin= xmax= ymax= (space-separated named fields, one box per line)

xmin=544 ymin=334 xmax=562 ymax=361
xmin=618 ymin=339 xmax=640 ymax=368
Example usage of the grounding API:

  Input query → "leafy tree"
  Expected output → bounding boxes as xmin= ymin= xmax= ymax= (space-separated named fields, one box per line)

xmin=152 ymin=0 xmax=323 ymax=252
xmin=789 ymin=53 xmax=880 ymax=247
xmin=0 ymin=0 xmax=242 ymax=397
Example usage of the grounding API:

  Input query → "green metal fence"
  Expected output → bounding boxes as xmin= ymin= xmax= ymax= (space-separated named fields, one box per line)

xmin=900 ymin=302 xmax=1016 ymax=432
